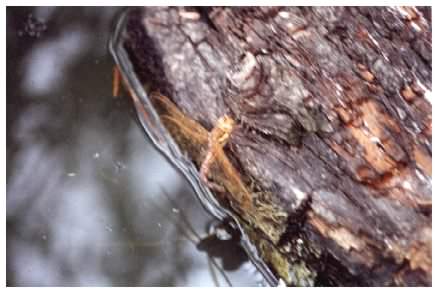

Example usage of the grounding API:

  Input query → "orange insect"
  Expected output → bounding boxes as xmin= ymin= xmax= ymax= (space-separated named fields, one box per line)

xmin=150 ymin=92 xmax=253 ymax=209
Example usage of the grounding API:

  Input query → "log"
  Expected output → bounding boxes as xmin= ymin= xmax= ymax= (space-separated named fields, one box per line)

xmin=121 ymin=7 xmax=431 ymax=286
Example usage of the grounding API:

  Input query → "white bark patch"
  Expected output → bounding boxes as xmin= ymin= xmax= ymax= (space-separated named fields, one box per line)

xmin=178 ymin=11 xmax=200 ymax=20
xmin=278 ymin=11 xmax=290 ymax=19
xmin=370 ymin=136 xmax=381 ymax=144
xmin=415 ymin=79 xmax=432 ymax=104
xmin=402 ymin=180 xmax=413 ymax=191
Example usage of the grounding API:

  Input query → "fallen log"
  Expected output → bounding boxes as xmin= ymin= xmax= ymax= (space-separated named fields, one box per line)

xmin=120 ymin=7 xmax=431 ymax=286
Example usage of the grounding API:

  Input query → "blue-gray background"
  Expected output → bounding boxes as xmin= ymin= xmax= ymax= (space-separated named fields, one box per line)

xmin=6 ymin=7 xmax=264 ymax=286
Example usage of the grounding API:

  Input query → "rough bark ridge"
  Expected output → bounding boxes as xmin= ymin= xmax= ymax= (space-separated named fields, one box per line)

xmin=123 ymin=7 xmax=431 ymax=286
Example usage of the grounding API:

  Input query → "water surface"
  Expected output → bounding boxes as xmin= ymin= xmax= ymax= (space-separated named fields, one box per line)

xmin=6 ymin=7 xmax=265 ymax=286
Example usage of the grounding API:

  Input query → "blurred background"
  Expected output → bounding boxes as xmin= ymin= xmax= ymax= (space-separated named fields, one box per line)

xmin=6 ymin=7 xmax=266 ymax=286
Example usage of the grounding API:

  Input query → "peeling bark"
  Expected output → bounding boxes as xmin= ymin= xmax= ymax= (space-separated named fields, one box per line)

xmin=122 ymin=7 xmax=431 ymax=286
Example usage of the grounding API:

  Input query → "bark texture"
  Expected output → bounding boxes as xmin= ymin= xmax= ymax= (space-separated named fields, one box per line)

xmin=122 ymin=7 xmax=431 ymax=286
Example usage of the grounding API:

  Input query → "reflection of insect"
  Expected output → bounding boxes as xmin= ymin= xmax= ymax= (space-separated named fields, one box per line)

xmin=150 ymin=92 xmax=253 ymax=209
xmin=157 ymin=188 xmax=247 ymax=286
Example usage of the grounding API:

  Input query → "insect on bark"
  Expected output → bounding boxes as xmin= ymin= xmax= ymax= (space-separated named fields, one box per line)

xmin=150 ymin=91 xmax=253 ymax=210
xmin=111 ymin=54 xmax=267 ymax=211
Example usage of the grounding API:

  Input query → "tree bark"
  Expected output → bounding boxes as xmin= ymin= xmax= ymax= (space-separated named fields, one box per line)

xmin=122 ymin=7 xmax=431 ymax=286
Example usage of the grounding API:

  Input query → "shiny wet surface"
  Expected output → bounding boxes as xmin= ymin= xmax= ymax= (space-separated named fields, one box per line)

xmin=6 ymin=7 xmax=266 ymax=286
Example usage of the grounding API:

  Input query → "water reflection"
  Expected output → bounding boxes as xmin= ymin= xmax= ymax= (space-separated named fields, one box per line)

xmin=7 ymin=7 xmax=266 ymax=286
xmin=22 ymin=26 xmax=90 ymax=96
